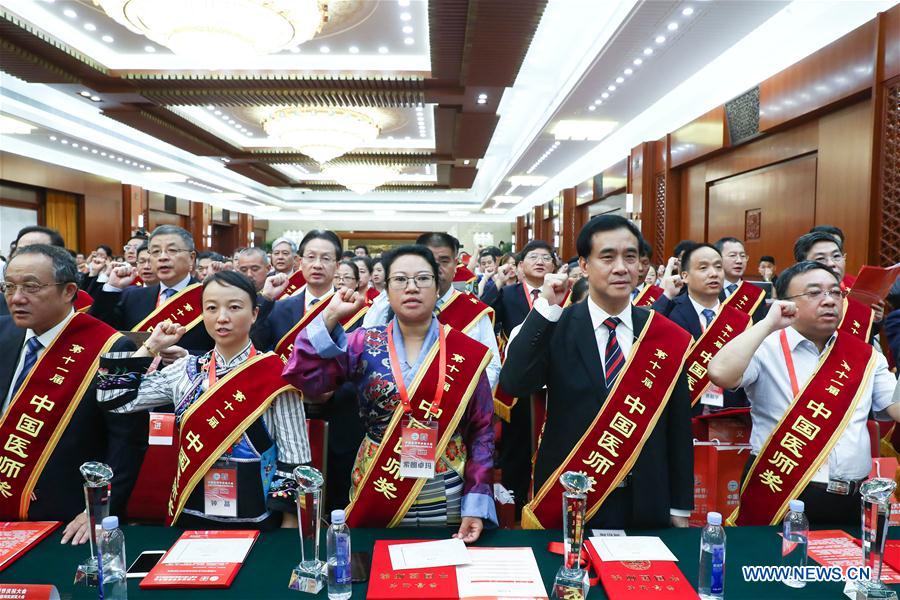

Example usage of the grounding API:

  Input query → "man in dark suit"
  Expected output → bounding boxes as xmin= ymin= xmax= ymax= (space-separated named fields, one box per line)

xmin=1 ymin=244 xmax=146 ymax=543
xmin=0 ymin=226 xmax=67 ymax=317
xmin=652 ymin=243 xmax=749 ymax=412
xmin=714 ymin=237 xmax=767 ymax=323
xmin=501 ymin=215 xmax=693 ymax=528
xmin=89 ymin=225 xmax=213 ymax=355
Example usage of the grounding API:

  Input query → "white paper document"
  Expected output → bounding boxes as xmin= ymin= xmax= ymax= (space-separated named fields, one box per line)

xmin=591 ymin=529 xmax=626 ymax=537
xmin=388 ymin=538 xmax=471 ymax=571
xmin=456 ymin=547 xmax=548 ymax=599
xmin=589 ymin=536 xmax=679 ymax=562
xmin=161 ymin=537 xmax=255 ymax=564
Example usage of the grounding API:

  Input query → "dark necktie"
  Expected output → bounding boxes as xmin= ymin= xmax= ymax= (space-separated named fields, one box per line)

xmin=725 ymin=283 xmax=737 ymax=297
xmin=701 ymin=308 xmax=715 ymax=329
xmin=530 ymin=288 xmax=539 ymax=306
xmin=160 ymin=287 xmax=176 ymax=303
xmin=602 ymin=317 xmax=624 ymax=389
xmin=10 ymin=337 xmax=43 ymax=400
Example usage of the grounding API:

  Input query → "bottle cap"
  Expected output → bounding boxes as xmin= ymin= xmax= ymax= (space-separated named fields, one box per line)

xmin=331 ymin=509 xmax=346 ymax=525
xmin=707 ymin=512 xmax=722 ymax=526
xmin=101 ymin=516 xmax=119 ymax=530
xmin=789 ymin=499 xmax=805 ymax=513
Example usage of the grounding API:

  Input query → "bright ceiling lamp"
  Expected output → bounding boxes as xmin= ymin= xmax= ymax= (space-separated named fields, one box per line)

xmin=322 ymin=163 xmax=400 ymax=195
xmin=94 ymin=0 xmax=327 ymax=57
xmin=263 ymin=107 xmax=381 ymax=164
xmin=549 ymin=119 xmax=618 ymax=141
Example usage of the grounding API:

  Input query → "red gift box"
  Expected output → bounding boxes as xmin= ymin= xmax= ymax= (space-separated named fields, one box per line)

xmin=690 ymin=443 xmax=751 ymax=527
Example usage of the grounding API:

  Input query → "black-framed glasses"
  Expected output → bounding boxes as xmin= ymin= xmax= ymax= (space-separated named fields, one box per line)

xmin=1 ymin=282 xmax=66 ymax=296
xmin=388 ymin=274 xmax=436 ymax=290
xmin=782 ymin=288 xmax=848 ymax=302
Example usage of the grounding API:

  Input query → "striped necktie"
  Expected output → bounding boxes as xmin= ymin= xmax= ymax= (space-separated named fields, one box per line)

xmin=10 ymin=337 xmax=43 ymax=400
xmin=602 ymin=317 xmax=624 ymax=389
xmin=701 ymin=308 xmax=715 ymax=329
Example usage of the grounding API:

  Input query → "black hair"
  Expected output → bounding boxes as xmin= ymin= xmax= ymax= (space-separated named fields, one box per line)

xmin=15 ymin=226 xmax=65 ymax=248
xmin=639 ymin=238 xmax=653 ymax=260
xmin=809 ymin=224 xmax=844 ymax=244
xmin=567 ymin=257 xmax=580 ymax=269
xmin=299 ymin=229 xmax=342 ymax=259
xmin=759 ymin=255 xmax=775 ymax=264
xmin=415 ymin=232 xmax=460 ymax=255
xmin=673 ymin=239 xmax=694 ymax=261
xmin=66 ymin=248 xmax=77 ymax=258
xmin=518 ymin=239 xmax=556 ymax=263
xmin=354 ymin=244 xmax=369 ymax=255
xmin=572 ymin=277 xmax=590 ymax=304
xmin=337 ymin=259 xmax=360 ymax=280
xmin=341 ymin=250 xmax=355 ymax=259
xmin=203 ymin=270 xmax=258 ymax=310
xmin=681 ymin=243 xmax=721 ymax=272
xmin=793 ymin=231 xmax=844 ymax=262
xmin=775 ymin=260 xmax=840 ymax=300
xmin=128 ymin=232 xmax=148 ymax=243
xmin=713 ymin=237 xmax=744 ymax=254
xmin=479 ymin=246 xmax=502 ymax=261
xmin=95 ymin=244 xmax=113 ymax=258
xmin=197 ymin=251 xmax=226 ymax=262
xmin=10 ymin=244 xmax=77 ymax=286
xmin=352 ymin=255 xmax=374 ymax=274
xmin=136 ymin=243 xmax=150 ymax=257
xmin=381 ymin=244 xmax=440 ymax=282
xmin=575 ymin=214 xmax=642 ymax=259
xmin=150 ymin=225 xmax=195 ymax=252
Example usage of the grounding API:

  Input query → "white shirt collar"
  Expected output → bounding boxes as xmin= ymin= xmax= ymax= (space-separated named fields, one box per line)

xmin=784 ymin=326 xmax=837 ymax=354
xmin=724 ymin=278 xmax=742 ymax=289
xmin=26 ymin=308 xmax=76 ymax=348
xmin=438 ymin=286 xmax=456 ymax=308
xmin=305 ymin=286 xmax=334 ymax=309
xmin=160 ymin=273 xmax=192 ymax=294
xmin=587 ymin=296 xmax=633 ymax=334
xmin=687 ymin=294 xmax=720 ymax=319
xmin=523 ymin=281 xmax=542 ymax=295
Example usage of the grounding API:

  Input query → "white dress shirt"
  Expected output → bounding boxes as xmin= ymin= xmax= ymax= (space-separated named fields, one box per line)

xmin=3 ymin=309 xmax=75 ymax=411
xmin=742 ymin=326 xmax=897 ymax=482
xmin=723 ymin=278 xmax=742 ymax=297
xmin=304 ymin=287 xmax=334 ymax=311
xmin=687 ymin=295 xmax=720 ymax=332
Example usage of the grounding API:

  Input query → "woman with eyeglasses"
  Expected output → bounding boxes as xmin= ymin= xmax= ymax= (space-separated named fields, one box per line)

xmin=283 ymin=245 xmax=496 ymax=543
xmin=333 ymin=259 xmax=368 ymax=331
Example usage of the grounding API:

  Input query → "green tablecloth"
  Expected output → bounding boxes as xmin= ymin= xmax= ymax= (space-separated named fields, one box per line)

xmin=0 ymin=525 xmax=896 ymax=599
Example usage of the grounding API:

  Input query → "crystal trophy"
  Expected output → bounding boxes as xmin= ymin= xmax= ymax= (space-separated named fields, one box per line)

xmin=288 ymin=466 xmax=327 ymax=593
xmin=73 ymin=461 xmax=113 ymax=586
xmin=851 ymin=478 xmax=898 ymax=600
xmin=552 ymin=471 xmax=591 ymax=600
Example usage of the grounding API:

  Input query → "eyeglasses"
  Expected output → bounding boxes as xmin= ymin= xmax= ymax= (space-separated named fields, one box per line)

xmin=1 ymin=281 xmax=66 ymax=296
xmin=334 ymin=276 xmax=358 ymax=284
xmin=724 ymin=253 xmax=749 ymax=260
xmin=148 ymin=247 xmax=191 ymax=258
xmin=783 ymin=288 xmax=848 ymax=302
xmin=812 ymin=253 xmax=846 ymax=263
xmin=388 ymin=274 xmax=436 ymax=290
xmin=524 ymin=253 xmax=554 ymax=264
xmin=302 ymin=254 xmax=335 ymax=266
xmin=123 ymin=244 xmax=139 ymax=252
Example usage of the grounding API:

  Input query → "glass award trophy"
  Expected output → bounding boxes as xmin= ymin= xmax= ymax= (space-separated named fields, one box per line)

xmin=73 ymin=461 xmax=113 ymax=586
xmin=851 ymin=477 xmax=898 ymax=600
xmin=552 ymin=471 xmax=591 ymax=600
xmin=288 ymin=465 xmax=326 ymax=593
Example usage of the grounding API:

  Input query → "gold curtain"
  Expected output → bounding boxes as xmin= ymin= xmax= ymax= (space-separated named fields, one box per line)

xmin=44 ymin=190 xmax=79 ymax=250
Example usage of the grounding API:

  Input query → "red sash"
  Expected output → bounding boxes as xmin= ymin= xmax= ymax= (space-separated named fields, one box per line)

xmin=344 ymin=326 xmax=492 ymax=528
xmin=274 ymin=291 xmax=334 ymax=362
xmin=437 ymin=290 xmax=495 ymax=334
xmin=74 ymin=290 xmax=93 ymax=313
xmin=726 ymin=281 xmax=765 ymax=317
xmin=132 ymin=284 xmax=204 ymax=333
xmin=837 ymin=296 xmax=874 ymax=342
xmin=167 ymin=352 xmax=294 ymax=525
xmin=684 ymin=303 xmax=752 ymax=406
xmin=277 ymin=271 xmax=307 ymax=301
xmin=522 ymin=312 xmax=693 ymax=529
xmin=133 ymin=276 xmax=145 ymax=287
xmin=365 ymin=287 xmax=380 ymax=304
xmin=632 ymin=284 xmax=663 ymax=308
xmin=0 ymin=314 xmax=122 ymax=519
xmin=731 ymin=331 xmax=876 ymax=526
xmin=341 ymin=303 xmax=369 ymax=331
xmin=453 ymin=265 xmax=477 ymax=284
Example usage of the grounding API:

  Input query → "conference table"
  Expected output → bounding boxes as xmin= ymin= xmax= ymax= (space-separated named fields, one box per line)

xmin=1 ymin=524 xmax=897 ymax=598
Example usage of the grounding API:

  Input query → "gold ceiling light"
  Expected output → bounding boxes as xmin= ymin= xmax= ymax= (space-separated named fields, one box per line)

xmin=263 ymin=107 xmax=380 ymax=164
xmin=94 ymin=0 xmax=328 ymax=57
xmin=322 ymin=163 xmax=400 ymax=195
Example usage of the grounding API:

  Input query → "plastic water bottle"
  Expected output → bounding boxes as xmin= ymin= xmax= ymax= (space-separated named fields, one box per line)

xmin=327 ymin=509 xmax=352 ymax=600
xmin=698 ymin=511 xmax=726 ymax=600
xmin=98 ymin=516 xmax=127 ymax=600
xmin=781 ymin=499 xmax=809 ymax=588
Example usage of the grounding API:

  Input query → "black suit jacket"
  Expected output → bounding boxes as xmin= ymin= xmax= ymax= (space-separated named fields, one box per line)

xmin=500 ymin=302 xmax=694 ymax=528
xmin=250 ymin=291 xmax=309 ymax=352
xmin=651 ymin=294 xmax=749 ymax=411
xmin=490 ymin=283 xmax=533 ymax=338
xmin=719 ymin=282 xmax=768 ymax=324
xmin=0 ymin=316 xmax=147 ymax=521
xmin=89 ymin=279 xmax=213 ymax=354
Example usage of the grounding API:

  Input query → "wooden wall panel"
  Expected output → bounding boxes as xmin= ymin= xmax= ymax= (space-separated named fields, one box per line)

xmin=883 ymin=3 xmax=900 ymax=81
xmin=670 ymin=107 xmax=727 ymax=167
xmin=82 ymin=193 xmax=123 ymax=253
xmin=760 ymin=20 xmax=876 ymax=131
xmin=45 ymin=190 xmax=78 ymax=248
xmin=679 ymin=163 xmax=707 ymax=243
xmin=815 ymin=100 xmax=873 ymax=276
xmin=560 ymin=188 xmax=577 ymax=261
xmin=708 ymin=155 xmax=817 ymax=273
xmin=703 ymin=121 xmax=818 ymax=183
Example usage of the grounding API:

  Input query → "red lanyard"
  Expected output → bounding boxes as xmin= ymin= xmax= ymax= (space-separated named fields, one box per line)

xmin=522 ymin=282 xmax=536 ymax=310
xmin=387 ymin=320 xmax=447 ymax=415
xmin=778 ymin=330 xmax=800 ymax=397
xmin=207 ymin=345 xmax=257 ymax=388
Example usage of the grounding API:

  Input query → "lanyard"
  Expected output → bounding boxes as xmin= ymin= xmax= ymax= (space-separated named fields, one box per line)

xmin=387 ymin=320 xmax=447 ymax=415
xmin=522 ymin=282 xmax=536 ymax=310
xmin=207 ymin=345 xmax=257 ymax=388
xmin=778 ymin=330 xmax=800 ymax=397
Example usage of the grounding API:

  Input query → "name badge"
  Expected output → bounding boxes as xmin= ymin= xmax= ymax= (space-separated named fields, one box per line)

xmin=399 ymin=419 xmax=438 ymax=479
xmin=148 ymin=412 xmax=175 ymax=446
xmin=701 ymin=384 xmax=725 ymax=407
xmin=204 ymin=463 xmax=238 ymax=517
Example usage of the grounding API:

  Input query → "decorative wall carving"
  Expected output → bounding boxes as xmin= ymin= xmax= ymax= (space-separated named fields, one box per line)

xmin=881 ymin=80 xmax=900 ymax=266
xmin=654 ymin=173 xmax=666 ymax=257
xmin=745 ymin=208 xmax=761 ymax=240
xmin=725 ymin=86 xmax=760 ymax=146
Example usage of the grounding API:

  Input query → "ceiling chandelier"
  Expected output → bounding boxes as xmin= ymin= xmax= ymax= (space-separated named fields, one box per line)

xmin=322 ymin=163 xmax=400 ymax=195
xmin=263 ymin=107 xmax=381 ymax=164
xmin=94 ymin=0 xmax=328 ymax=57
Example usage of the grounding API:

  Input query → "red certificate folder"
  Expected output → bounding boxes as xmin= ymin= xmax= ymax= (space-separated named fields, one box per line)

xmin=584 ymin=540 xmax=696 ymax=599
xmin=0 ymin=521 xmax=60 ymax=572
xmin=140 ymin=529 xmax=259 ymax=589
xmin=367 ymin=540 xmax=459 ymax=599
xmin=848 ymin=264 xmax=900 ymax=305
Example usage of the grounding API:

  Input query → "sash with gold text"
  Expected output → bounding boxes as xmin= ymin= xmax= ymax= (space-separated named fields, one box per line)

xmin=731 ymin=331 xmax=876 ymax=526
xmin=521 ymin=312 xmax=692 ymax=529
xmin=167 ymin=352 xmax=294 ymax=525
xmin=344 ymin=326 xmax=491 ymax=528
xmin=438 ymin=290 xmax=495 ymax=334
xmin=726 ymin=280 xmax=765 ymax=317
xmin=632 ymin=284 xmax=663 ymax=308
xmin=74 ymin=290 xmax=94 ymax=313
xmin=0 ymin=313 xmax=122 ymax=519
xmin=274 ymin=291 xmax=335 ymax=362
xmin=837 ymin=296 xmax=874 ymax=342
xmin=340 ymin=303 xmax=370 ymax=332
xmin=132 ymin=284 xmax=204 ymax=333
xmin=277 ymin=270 xmax=307 ymax=301
xmin=684 ymin=304 xmax=752 ymax=407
